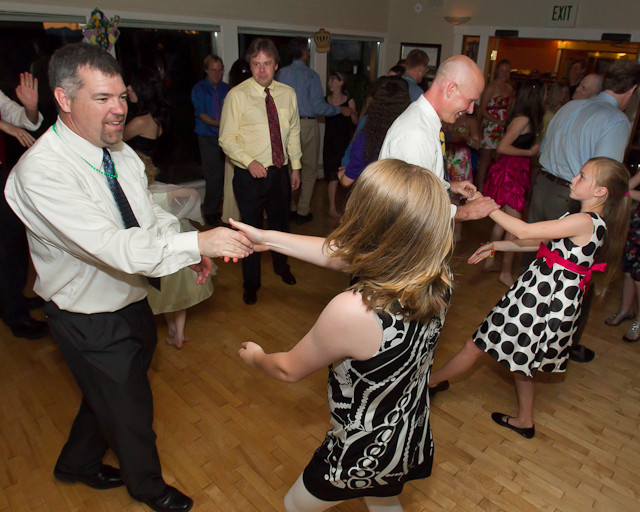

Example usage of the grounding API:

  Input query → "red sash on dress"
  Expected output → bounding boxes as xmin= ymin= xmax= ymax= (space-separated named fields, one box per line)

xmin=536 ymin=243 xmax=606 ymax=292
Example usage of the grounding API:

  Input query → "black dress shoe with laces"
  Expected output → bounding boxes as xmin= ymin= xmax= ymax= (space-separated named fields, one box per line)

xmin=140 ymin=485 xmax=193 ymax=512
xmin=9 ymin=317 xmax=48 ymax=339
xmin=243 ymin=289 xmax=257 ymax=305
xmin=278 ymin=268 xmax=297 ymax=285
xmin=54 ymin=464 xmax=124 ymax=489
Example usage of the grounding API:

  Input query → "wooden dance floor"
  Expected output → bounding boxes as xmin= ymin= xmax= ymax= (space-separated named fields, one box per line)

xmin=0 ymin=182 xmax=638 ymax=511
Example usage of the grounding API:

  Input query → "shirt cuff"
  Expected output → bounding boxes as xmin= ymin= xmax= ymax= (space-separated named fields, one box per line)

xmin=169 ymin=231 xmax=201 ymax=266
xmin=289 ymin=159 xmax=302 ymax=170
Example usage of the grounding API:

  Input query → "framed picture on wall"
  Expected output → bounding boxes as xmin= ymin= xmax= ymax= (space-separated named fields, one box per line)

xmin=462 ymin=35 xmax=480 ymax=63
xmin=400 ymin=42 xmax=441 ymax=79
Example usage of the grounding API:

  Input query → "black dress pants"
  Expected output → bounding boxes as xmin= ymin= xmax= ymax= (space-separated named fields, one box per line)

xmin=198 ymin=134 xmax=225 ymax=220
xmin=45 ymin=299 xmax=166 ymax=501
xmin=233 ymin=165 xmax=291 ymax=291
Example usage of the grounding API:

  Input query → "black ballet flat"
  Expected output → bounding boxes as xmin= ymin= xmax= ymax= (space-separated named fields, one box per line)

xmin=491 ymin=412 xmax=535 ymax=439
xmin=428 ymin=380 xmax=450 ymax=398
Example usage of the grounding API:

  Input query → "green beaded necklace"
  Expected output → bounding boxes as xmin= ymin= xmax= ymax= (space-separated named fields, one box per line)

xmin=52 ymin=123 xmax=118 ymax=178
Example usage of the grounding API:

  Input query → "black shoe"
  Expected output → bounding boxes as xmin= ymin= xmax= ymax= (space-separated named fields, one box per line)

xmin=243 ymin=289 xmax=257 ymax=305
xmin=428 ymin=380 xmax=450 ymax=398
xmin=26 ymin=296 xmax=45 ymax=310
xmin=491 ymin=412 xmax=535 ymax=439
xmin=278 ymin=268 xmax=297 ymax=285
xmin=140 ymin=486 xmax=193 ymax=512
xmin=54 ymin=464 xmax=124 ymax=489
xmin=296 ymin=213 xmax=313 ymax=225
xmin=569 ymin=345 xmax=595 ymax=363
xmin=9 ymin=317 xmax=48 ymax=339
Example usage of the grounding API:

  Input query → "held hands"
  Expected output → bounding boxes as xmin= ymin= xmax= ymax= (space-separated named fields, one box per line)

xmin=197 ymin=226 xmax=253 ymax=262
xmin=228 ymin=218 xmax=269 ymax=252
xmin=457 ymin=191 xmax=500 ymax=221
xmin=238 ymin=341 xmax=264 ymax=369
xmin=468 ymin=242 xmax=495 ymax=264
xmin=188 ymin=256 xmax=213 ymax=284
xmin=450 ymin=180 xmax=477 ymax=199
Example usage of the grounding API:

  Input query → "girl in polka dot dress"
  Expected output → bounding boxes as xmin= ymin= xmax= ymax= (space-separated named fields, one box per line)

xmin=430 ymin=157 xmax=630 ymax=439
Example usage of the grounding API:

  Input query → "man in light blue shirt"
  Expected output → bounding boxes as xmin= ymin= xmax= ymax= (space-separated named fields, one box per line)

xmin=277 ymin=37 xmax=352 ymax=223
xmin=536 ymin=61 xmax=639 ymax=221
xmin=526 ymin=60 xmax=640 ymax=363
xmin=401 ymin=49 xmax=429 ymax=102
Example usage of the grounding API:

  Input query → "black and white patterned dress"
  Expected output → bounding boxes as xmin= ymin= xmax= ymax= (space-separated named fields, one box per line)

xmin=474 ymin=212 xmax=606 ymax=377
xmin=302 ymin=307 xmax=446 ymax=500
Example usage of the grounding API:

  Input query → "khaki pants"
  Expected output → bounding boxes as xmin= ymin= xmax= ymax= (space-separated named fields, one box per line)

xmin=292 ymin=119 xmax=320 ymax=216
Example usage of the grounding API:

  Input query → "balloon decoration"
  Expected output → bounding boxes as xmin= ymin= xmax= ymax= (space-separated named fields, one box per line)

xmin=83 ymin=8 xmax=120 ymax=52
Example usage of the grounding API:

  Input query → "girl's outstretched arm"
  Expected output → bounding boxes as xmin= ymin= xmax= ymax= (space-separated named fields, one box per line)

xmin=489 ymin=209 xmax=595 ymax=246
xmin=229 ymin=218 xmax=347 ymax=271
xmin=468 ymin=239 xmax=545 ymax=264
xmin=238 ymin=291 xmax=382 ymax=383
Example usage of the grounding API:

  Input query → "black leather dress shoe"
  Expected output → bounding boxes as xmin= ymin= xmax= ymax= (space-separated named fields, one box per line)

xmin=278 ymin=268 xmax=297 ymax=285
xmin=243 ymin=289 xmax=257 ymax=305
xmin=54 ymin=464 xmax=124 ymax=489
xmin=26 ymin=296 xmax=45 ymax=310
xmin=10 ymin=317 xmax=48 ymax=339
xmin=141 ymin=486 xmax=193 ymax=512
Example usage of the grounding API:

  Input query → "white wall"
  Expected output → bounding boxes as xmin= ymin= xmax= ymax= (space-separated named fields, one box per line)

xmin=385 ymin=0 xmax=640 ymax=72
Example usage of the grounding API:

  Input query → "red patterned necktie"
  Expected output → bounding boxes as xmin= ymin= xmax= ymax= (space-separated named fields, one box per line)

xmin=264 ymin=87 xmax=285 ymax=168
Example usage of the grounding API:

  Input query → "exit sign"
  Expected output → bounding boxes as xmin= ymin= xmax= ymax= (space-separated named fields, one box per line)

xmin=547 ymin=3 xmax=579 ymax=27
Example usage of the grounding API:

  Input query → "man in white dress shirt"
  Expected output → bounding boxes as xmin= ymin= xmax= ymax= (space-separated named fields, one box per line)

xmin=5 ymin=43 xmax=252 ymax=512
xmin=380 ymin=55 xmax=498 ymax=220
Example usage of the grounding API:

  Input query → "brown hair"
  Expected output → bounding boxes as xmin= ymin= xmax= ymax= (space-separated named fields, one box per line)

xmin=245 ymin=38 xmax=279 ymax=64
xmin=326 ymin=159 xmax=453 ymax=321
xmin=405 ymin=49 xmax=429 ymax=70
xmin=589 ymin=156 xmax=631 ymax=292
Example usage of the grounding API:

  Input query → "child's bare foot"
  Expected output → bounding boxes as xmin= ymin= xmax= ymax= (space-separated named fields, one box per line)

xmin=166 ymin=335 xmax=188 ymax=348
xmin=329 ymin=209 xmax=342 ymax=220
xmin=499 ymin=272 xmax=515 ymax=288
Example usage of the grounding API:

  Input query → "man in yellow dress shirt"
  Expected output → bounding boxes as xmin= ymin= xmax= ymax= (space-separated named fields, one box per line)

xmin=219 ymin=38 xmax=302 ymax=305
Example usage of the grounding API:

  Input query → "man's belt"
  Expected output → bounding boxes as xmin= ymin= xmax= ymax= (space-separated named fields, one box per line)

xmin=541 ymin=169 xmax=571 ymax=188
xmin=300 ymin=116 xmax=316 ymax=120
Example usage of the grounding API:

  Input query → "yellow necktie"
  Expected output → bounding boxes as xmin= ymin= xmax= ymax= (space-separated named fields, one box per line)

xmin=439 ymin=129 xmax=446 ymax=156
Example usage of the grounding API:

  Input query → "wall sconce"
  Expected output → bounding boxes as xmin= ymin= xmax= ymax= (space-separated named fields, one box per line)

xmin=444 ymin=16 xmax=471 ymax=25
